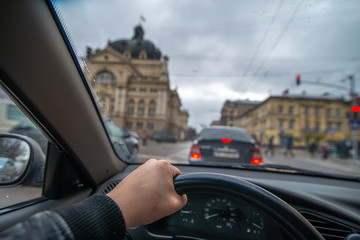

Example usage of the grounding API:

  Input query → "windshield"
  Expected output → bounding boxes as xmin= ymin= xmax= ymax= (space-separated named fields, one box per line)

xmin=54 ymin=0 xmax=360 ymax=179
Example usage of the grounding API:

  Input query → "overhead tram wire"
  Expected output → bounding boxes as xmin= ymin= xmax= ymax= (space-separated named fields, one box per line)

xmin=171 ymin=68 xmax=346 ymax=78
xmin=241 ymin=0 xmax=284 ymax=80
xmin=253 ymin=0 xmax=306 ymax=77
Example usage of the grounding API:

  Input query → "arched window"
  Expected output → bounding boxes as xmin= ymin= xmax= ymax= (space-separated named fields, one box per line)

xmin=96 ymin=71 xmax=116 ymax=85
xmin=139 ymin=50 xmax=148 ymax=60
xmin=124 ymin=50 xmax=131 ymax=60
xmin=138 ymin=100 xmax=145 ymax=116
xmin=148 ymin=100 xmax=156 ymax=116
xmin=127 ymin=99 xmax=135 ymax=115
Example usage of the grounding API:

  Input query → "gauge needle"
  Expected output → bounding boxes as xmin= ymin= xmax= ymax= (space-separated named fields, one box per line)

xmin=204 ymin=213 xmax=219 ymax=220
xmin=181 ymin=210 xmax=193 ymax=214
xmin=252 ymin=222 xmax=263 ymax=230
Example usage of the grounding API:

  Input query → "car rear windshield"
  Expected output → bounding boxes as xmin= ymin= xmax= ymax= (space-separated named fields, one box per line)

xmin=199 ymin=128 xmax=253 ymax=142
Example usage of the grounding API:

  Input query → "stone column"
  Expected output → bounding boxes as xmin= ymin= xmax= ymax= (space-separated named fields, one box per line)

xmin=157 ymin=89 xmax=168 ymax=115
xmin=119 ymin=86 xmax=126 ymax=114
xmin=114 ymin=87 xmax=119 ymax=113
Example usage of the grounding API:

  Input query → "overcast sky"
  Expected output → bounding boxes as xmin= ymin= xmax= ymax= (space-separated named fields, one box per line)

xmin=56 ymin=0 xmax=360 ymax=131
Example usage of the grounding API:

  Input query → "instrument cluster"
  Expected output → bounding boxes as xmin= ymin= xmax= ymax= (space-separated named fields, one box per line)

xmin=149 ymin=192 xmax=284 ymax=239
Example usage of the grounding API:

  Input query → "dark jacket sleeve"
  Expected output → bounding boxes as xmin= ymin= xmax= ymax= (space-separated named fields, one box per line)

xmin=0 ymin=194 xmax=126 ymax=240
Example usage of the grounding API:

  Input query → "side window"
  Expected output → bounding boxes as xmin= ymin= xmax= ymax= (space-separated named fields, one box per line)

xmin=7 ymin=105 xmax=25 ymax=120
xmin=0 ymin=87 xmax=47 ymax=209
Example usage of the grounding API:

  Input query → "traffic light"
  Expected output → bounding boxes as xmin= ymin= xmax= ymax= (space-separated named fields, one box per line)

xmin=352 ymin=106 xmax=359 ymax=119
xmin=296 ymin=74 xmax=301 ymax=86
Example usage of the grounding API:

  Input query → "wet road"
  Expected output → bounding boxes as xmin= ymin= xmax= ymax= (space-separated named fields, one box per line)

xmin=134 ymin=140 xmax=192 ymax=163
xmin=135 ymin=141 xmax=360 ymax=177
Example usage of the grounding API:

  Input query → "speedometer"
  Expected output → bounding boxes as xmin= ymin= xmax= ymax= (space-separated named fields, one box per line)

xmin=179 ymin=201 xmax=198 ymax=225
xmin=203 ymin=196 xmax=239 ymax=230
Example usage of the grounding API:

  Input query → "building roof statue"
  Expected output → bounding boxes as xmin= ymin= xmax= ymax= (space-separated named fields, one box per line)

xmin=109 ymin=25 xmax=161 ymax=60
xmin=132 ymin=25 xmax=144 ymax=40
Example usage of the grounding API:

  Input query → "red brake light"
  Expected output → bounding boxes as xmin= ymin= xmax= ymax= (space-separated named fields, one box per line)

xmin=191 ymin=143 xmax=200 ymax=153
xmin=221 ymin=138 xmax=232 ymax=143
xmin=191 ymin=153 xmax=201 ymax=159
xmin=190 ymin=143 xmax=201 ymax=161
xmin=252 ymin=146 xmax=262 ymax=165
xmin=251 ymin=158 xmax=262 ymax=165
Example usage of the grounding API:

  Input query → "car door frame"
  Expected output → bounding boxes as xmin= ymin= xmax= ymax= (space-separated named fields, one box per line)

xmin=0 ymin=0 xmax=127 ymax=231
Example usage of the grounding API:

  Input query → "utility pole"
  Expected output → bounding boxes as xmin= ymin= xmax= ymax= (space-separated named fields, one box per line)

xmin=349 ymin=75 xmax=358 ymax=161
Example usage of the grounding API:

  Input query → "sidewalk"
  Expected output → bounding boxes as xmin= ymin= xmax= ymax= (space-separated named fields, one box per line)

xmin=262 ymin=147 xmax=360 ymax=173
xmin=293 ymin=148 xmax=360 ymax=170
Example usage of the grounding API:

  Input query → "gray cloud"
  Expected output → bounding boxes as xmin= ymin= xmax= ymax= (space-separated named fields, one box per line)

xmin=56 ymin=0 xmax=360 ymax=130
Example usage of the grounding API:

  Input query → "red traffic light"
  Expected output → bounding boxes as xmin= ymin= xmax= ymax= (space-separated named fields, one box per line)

xmin=296 ymin=74 xmax=301 ymax=86
xmin=352 ymin=106 xmax=360 ymax=112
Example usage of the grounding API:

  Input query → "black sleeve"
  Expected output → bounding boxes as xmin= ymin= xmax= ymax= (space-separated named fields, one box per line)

xmin=57 ymin=194 xmax=126 ymax=240
xmin=0 ymin=210 xmax=75 ymax=240
xmin=0 ymin=194 xmax=126 ymax=240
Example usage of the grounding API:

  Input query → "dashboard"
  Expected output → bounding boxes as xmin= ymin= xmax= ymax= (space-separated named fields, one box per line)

xmin=97 ymin=164 xmax=360 ymax=240
xmin=148 ymin=192 xmax=288 ymax=240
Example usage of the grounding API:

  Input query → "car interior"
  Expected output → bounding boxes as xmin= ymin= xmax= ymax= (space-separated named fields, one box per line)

xmin=0 ymin=1 xmax=360 ymax=240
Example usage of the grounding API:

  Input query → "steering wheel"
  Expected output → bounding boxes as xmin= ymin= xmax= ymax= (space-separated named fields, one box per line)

xmin=174 ymin=172 xmax=324 ymax=240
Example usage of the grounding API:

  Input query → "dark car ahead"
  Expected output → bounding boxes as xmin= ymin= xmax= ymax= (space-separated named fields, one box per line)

xmin=189 ymin=126 xmax=262 ymax=165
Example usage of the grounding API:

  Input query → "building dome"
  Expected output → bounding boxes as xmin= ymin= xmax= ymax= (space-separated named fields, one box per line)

xmin=110 ymin=25 xmax=161 ymax=60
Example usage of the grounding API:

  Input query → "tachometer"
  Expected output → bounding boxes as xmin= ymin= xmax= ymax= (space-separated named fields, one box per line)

xmin=203 ymin=196 xmax=239 ymax=230
xmin=244 ymin=210 xmax=264 ymax=236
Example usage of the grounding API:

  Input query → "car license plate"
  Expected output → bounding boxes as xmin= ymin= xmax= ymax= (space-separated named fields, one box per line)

xmin=214 ymin=149 xmax=239 ymax=159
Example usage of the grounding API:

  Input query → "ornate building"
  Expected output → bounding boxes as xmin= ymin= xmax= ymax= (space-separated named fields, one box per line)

xmin=85 ymin=25 xmax=188 ymax=140
xmin=220 ymin=100 xmax=260 ymax=126
xmin=235 ymin=95 xmax=352 ymax=147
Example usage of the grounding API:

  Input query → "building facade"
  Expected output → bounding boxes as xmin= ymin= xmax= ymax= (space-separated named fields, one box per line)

xmin=84 ymin=25 xmax=188 ymax=139
xmin=235 ymin=95 xmax=353 ymax=147
xmin=220 ymin=100 xmax=260 ymax=126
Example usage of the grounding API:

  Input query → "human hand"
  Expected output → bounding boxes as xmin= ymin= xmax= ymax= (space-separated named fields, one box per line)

xmin=107 ymin=159 xmax=187 ymax=228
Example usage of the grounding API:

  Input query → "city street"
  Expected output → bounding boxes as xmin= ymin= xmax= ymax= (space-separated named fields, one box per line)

xmin=134 ymin=140 xmax=192 ymax=164
xmin=1 ymin=141 xmax=359 ymax=210
xmin=134 ymin=141 xmax=360 ymax=178
xmin=262 ymin=148 xmax=360 ymax=177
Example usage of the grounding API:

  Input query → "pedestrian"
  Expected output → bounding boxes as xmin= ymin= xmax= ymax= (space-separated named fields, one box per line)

xmin=265 ymin=136 xmax=275 ymax=156
xmin=321 ymin=140 xmax=330 ymax=159
xmin=309 ymin=141 xmax=317 ymax=157
xmin=142 ymin=130 xmax=148 ymax=146
xmin=283 ymin=137 xmax=295 ymax=157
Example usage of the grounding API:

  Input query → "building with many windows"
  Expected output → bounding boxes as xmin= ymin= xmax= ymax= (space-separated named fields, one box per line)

xmin=235 ymin=95 xmax=353 ymax=147
xmin=84 ymin=25 xmax=188 ymax=139
xmin=220 ymin=100 xmax=260 ymax=126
